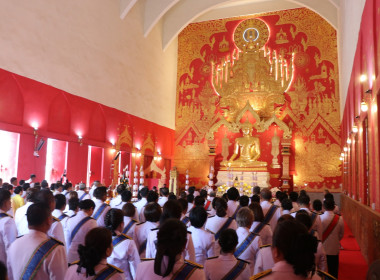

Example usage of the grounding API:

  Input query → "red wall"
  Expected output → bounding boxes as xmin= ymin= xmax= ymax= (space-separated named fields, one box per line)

xmin=0 ymin=68 xmax=174 ymax=186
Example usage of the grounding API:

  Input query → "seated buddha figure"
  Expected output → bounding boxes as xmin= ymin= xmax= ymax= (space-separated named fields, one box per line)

xmin=222 ymin=120 xmax=267 ymax=168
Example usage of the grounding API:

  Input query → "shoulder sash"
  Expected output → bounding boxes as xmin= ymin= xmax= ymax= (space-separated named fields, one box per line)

xmin=250 ymin=269 xmax=272 ymax=280
xmin=122 ymin=219 xmax=137 ymax=235
xmin=112 ymin=234 xmax=130 ymax=247
xmin=58 ymin=213 xmax=67 ymax=221
xmin=171 ymin=261 xmax=202 ymax=280
xmin=0 ymin=212 xmax=11 ymax=219
xmin=317 ymin=269 xmax=337 ymax=280
xmin=138 ymin=239 xmax=147 ymax=255
xmin=20 ymin=238 xmax=62 ymax=280
xmin=263 ymin=205 xmax=278 ymax=224
xmin=79 ymin=193 xmax=87 ymax=201
xmin=204 ymin=200 xmax=211 ymax=210
xmin=322 ymin=214 xmax=340 ymax=242
xmin=231 ymin=205 xmax=241 ymax=219
xmin=252 ymin=222 xmax=266 ymax=235
xmin=181 ymin=216 xmax=190 ymax=225
xmin=221 ymin=259 xmax=247 ymax=280
xmin=94 ymin=264 xmax=123 ymax=280
xmin=70 ymin=216 xmax=92 ymax=243
xmin=215 ymin=217 xmax=234 ymax=241
xmin=93 ymin=203 xmax=108 ymax=220
xmin=234 ymin=232 xmax=258 ymax=258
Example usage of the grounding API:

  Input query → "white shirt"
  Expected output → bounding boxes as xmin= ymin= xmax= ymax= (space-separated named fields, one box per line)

xmin=204 ymin=254 xmax=251 ymax=280
xmin=107 ymin=231 xmax=140 ymax=280
xmin=291 ymin=207 xmax=323 ymax=239
xmin=158 ymin=196 xmax=168 ymax=207
xmin=205 ymin=215 xmax=237 ymax=253
xmin=92 ymin=199 xmax=111 ymax=227
xmin=64 ymin=209 xmax=77 ymax=218
xmin=136 ymin=256 xmax=205 ymax=280
xmin=260 ymin=201 xmax=282 ymax=233
xmin=186 ymin=202 xmax=194 ymax=214
xmin=226 ymin=200 xmax=240 ymax=217
xmin=89 ymin=187 xmax=97 ymax=200
xmin=0 ymin=210 xmax=17 ymax=265
xmin=122 ymin=216 xmax=137 ymax=239
xmin=320 ymin=211 xmax=344 ymax=255
xmin=77 ymin=190 xmax=90 ymax=201
xmin=133 ymin=198 xmax=147 ymax=218
xmin=65 ymin=210 xmax=98 ymax=263
xmin=7 ymin=230 xmax=67 ymax=280
xmin=315 ymin=241 xmax=327 ymax=271
xmin=52 ymin=209 xmax=69 ymax=228
xmin=252 ymin=260 xmax=321 ymax=279
xmin=254 ymin=246 xmax=275 ymax=274
xmin=187 ymin=226 xmax=216 ymax=265
xmin=249 ymin=221 xmax=273 ymax=245
xmin=15 ymin=201 xmax=33 ymax=236
xmin=110 ymin=195 xmax=123 ymax=208
xmin=235 ymin=227 xmax=261 ymax=274
xmin=133 ymin=221 xmax=158 ymax=258
xmin=146 ymin=229 xmax=196 ymax=262
xmin=65 ymin=259 xmax=124 ymax=280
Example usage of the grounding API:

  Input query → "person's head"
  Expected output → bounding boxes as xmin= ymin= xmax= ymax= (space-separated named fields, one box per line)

xmin=248 ymin=202 xmax=264 ymax=222
xmin=209 ymin=191 xmax=216 ymax=198
xmin=289 ymin=191 xmax=299 ymax=202
xmin=122 ymin=202 xmax=136 ymax=218
xmin=160 ymin=187 xmax=169 ymax=197
xmin=253 ymin=186 xmax=261 ymax=195
xmin=30 ymin=174 xmax=36 ymax=182
xmin=10 ymin=177 xmax=17 ymax=185
xmin=77 ymin=228 xmax=113 ymax=277
xmin=298 ymin=195 xmax=310 ymax=208
xmin=194 ymin=196 xmax=205 ymax=207
xmin=189 ymin=206 xmax=207 ymax=228
xmin=69 ymin=191 xmax=78 ymax=200
xmin=260 ymin=188 xmax=272 ymax=201
xmin=324 ymin=193 xmax=334 ymax=202
xmin=0 ymin=189 xmax=11 ymax=212
xmin=251 ymin=194 xmax=260 ymax=203
xmin=116 ymin=184 xmax=126 ymax=196
xmin=14 ymin=186 xmax=23 ymax=195
xmin=281 ymin=198 xmax=293 ymax=211
xmin=68 ymin=198 xmax=79 ymax=212
xmin=144 ymin=202 xmax=162 ymax=223
xmin=64 ymin=183 xmax=72 ymax=192
xmin=121 ymin=190 xmax=132 ymax=202
xmin=147 ymin=190 xmax=159 ymax=203
xmin=188 ymin=186 xmax=195 ymax=195
xmin=22 ymin=183 xmax=30 ymax=193
xmin=2 ymin=184 xmax=12 ymax=193
xmin=25 ymin=187 xmax=37 ymax=202
xmin=94 ymin=186 xmax=107 ymax=201
xmin=79 ymin=199 xmax=96 ymax=216
xmin=154 ymin=219 xmax=188 ymax=277
xmin=160 ymin=200 xmax=182 ymax=224
xmin=187 ymin=194 xmax=194 ymax=204
xmin=323 ymin=198 xmax=335 ymax=211
xmin=299 ymin=190 xmax=307 ymax=197
xmin=79 ymin=183 xmax=86 ymax=191
xmin=105 ymin=208 xmax=124 ymax=236
xmin=236 ymin=207 xmax=254 ymax=228
xmin=312 ymin=199 xmax=322 ymax=212
xmin=277 ymin=214 xmax=295 ymax=224
xmin=140 ymin=187 xmax=149 ymax=198
xmin=50 ymin=183 xmax=56 ymax=191
xmin=222 ymin=193 xmax=228 ymax=202
xmin=168 ymin=193 xmax=177 ymax=200
xmin=272 ymin=220 xmax=318 ymax=277
xmin=219 ymin=229 xmax=238 ymax=254
xmin=214 ymin=197 xmax=228 ymax=217
xmin=295 ymin=210 xmax=312 ymax=230
xmin=177 ymin=198 xmax=188 ymax=214
xmin=0 ymin=260 xmax=7 ymax=280
xmin=179 ymin=191 xmax=187 ymax=199
xmin=27 ymin=203 xmax=52 ymax=233
xmin=54 ymin=183 xmax=62 ymax=192
xmin=199 ymin=189 xmax=207 ymax=199
xmin=239 ymin=195 xmax=249 ymax=207
xmin=34 ymin=189 xmax=55 ymax=211
xmin=227 ymin=187 xmax=239 ymax=201
xmin=54 ymin=194 xmax=66 ymax=210
xmin=41 ymin=180 xmax=48 ymax=189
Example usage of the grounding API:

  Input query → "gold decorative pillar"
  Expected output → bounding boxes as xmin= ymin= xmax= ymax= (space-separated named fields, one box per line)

xmin=169 ymin=167 xmax=179 ymax=195
xmin=281 ymin=138 xmax=292 ymax=192
xmin=208 ymin=139 xmax=217 ymax=186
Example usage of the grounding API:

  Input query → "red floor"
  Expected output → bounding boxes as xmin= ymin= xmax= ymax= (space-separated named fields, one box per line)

xmin=338 ymin=220 xmax=368 ymax=280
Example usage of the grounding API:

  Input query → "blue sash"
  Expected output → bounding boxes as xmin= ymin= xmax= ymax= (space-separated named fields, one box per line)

xmin=138 ymin=239 xmax=147 ymax=255
xmin=79 ymin=193 xmax=87 ymax=201
xmin=112 ymin=234 xmax=128 ymax=247
xmin=122 ymin=219 xmax=137 ymax=235
xmin=94 ymin=265 xmax=120 ymax=280
xmin=215 ymin=217 xmax=234 ymax=241
xmin=310 ymin=212 xmax=318 ymax=227
xmin=20 ymin=238 xmax=62 ymax=280
xmin=263 ymin=205 xmax=278 ymax=224
xmin=58 ymin=213 xmax=67 ymax=221
xmin=172 ymin=263 xmax=198 ymax=280
xmin=234 ymin=232 xmax=258 ymax=257
xmin=252 ymin=222 xmax=266 ymax=235
xmin=181 ymin=216 xmax=190 ymax=225
xmin=70 ymin=216 xmax=92 ymax=243
xmin=0 ymin=213 xmax=10 ymax=219
xmin=222 ymin=260 xmax=247 ymax=280
xmin=93 ymin=203 xmax=107 ymax=220
xmin=231 ymin=206 xmax=241 ymax=219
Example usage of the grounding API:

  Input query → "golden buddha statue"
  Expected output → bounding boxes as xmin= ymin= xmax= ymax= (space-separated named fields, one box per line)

xmin=221 ymin=120 xmax=267 ymax=168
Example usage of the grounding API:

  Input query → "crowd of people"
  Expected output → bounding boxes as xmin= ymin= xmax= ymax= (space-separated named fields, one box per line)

xmin=0 ymin=176 xmax=344 ymax=280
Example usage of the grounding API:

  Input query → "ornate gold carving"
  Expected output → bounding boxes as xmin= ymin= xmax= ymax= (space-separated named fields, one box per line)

xmin=141 ymin=133 xmax=155 ymax=154
xmin=234 ymin=18 xmax=269 ymax=51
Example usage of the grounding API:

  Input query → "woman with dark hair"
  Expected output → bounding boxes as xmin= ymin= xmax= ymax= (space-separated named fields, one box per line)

xmin=105 ymin=209 xmax=140 ymax=280
xmin=204 ymin=229 xmax=250 ymax=280
xmin=251 ymin=219 xmax=319 ymax=279
xmin=65 ymin=227 xmax=124 ymax=279
xmin=248 ymin=202 xmax=273 ymax=245
xmin=136 ymin=219 xmax=204 ymax=280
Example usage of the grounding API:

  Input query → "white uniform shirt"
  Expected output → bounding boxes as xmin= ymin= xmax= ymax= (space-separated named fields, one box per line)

xmin=187 ymin=226 xmax=216 ymax=265
xmin=92 ymin=199 xmax=111 ymax=227
xmin=291 ymin=207 xmax=323 ymax=240
xmin=107 ymin=231 xmax=140 ymax=280
xmin=133 ymin=198 xmax=147 ymax=218
xmin=65 ymin=259 xmax=124 ymax=280
xmin=249 ymin=221 xmax=273 ymax=245
xmin=186 ymin=203 xmax=194 ymax=214
xmin=320 ymin=211 xmax=344 ymax=255
xmin=136 ymin=256 xmax=205 ymax=280
xmin=254 ymin=246 xmax=275 ymax=274
xmin=7 ymin=230 xmax=67 ymax=280
xmin=133 ymin=221 xmax=158 ymax=258
xmin=89 ymin=187 xmax=97 ymax=200
xmin=252 ymin=260 xmax=321 ymax=279
xmin=110 ymin=195 xmax=123 ymax=208
xmin=158 ymin=196 xmax=168 ymax=207
xmin=64 ymin=209 xmax=77 ymax=218
xmin=226 ymin=200 xmax=239 ymax=217
xmin=315 ymin=241 xmax=327 ymax=271
xmin=122 ymin=216 xmax=137 ymax=239
xmin=0 ymin=210 xmax=17 ymax=265
xmin=15 ymin=201 xmax=33 ymax=236
xmin=52 ymin=209 xmax=69 ymax=229
xmin=260 ymin=201 xmax=282 ymax=233
xmin=65 ymin=210 xmax=98 ymax=263
xmin=205 ymin=215 xmax=237 ymax=253
xmin=204 ymin=254 xmax=251 ymax=280
xmin=235 ymin=227 xmax=261 ymax=274
xmin=145 ymin=229 xmax=196 ymax=262
xmin=77 ymin=190 xmax=90 ymax=201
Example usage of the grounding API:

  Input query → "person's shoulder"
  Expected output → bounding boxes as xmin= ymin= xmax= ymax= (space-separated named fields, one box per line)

xmin=184 ymin=259 xmax=203 ymax=269
xmin=250 ymin=269 xmax=272 ymax=279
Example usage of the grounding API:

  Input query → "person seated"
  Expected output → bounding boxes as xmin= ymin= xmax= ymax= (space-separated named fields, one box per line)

xmin=0 ymin=189 xmax=17 ymax=266
xmin=251 ymin=219 xmax=318 ymax=279
xmin=251 ymin=194 xmax=260 ymax=204
xmin=188 ymin=206 xmax=217 ymax=265
xmin=235 ymin=207 xmax=261 ymax=273
xmin=205 ymin=191 xmax=216 ymax=213
xmin=77 ymin=183 xmax=90 ymax=201
xmin=260 ymin=188 xmax=282 ymax=233
xmin=226 ymin=187 xmax=240 ymax=218
xmin=146 ymin=200 xmax=195 ymax=262
xmin=121 ymin=202 xmax=138 ymax=238
xmin=186 ymin=194 xmax=195 ymax=214
xmin=65 ymin=227 xmax=124 ymax=279
xmin=64 ymin=197 xmax=79 ymax=217
xmin=204 ymin=229 xmax=251 ymax=280
xmin=158 ymin=187 xmax=169 ymax=207
xmin=281 ymin=198 xmax=293 ymax=215
xmin=248 ymin=202 xmax=273 ymax=245
xmin=239 ymin=195 xmax=250 ymax=207
xmin=134 ymin=187 xmax=149 ymax=218
xmin=289 ymin=191 xmax=300 ymax=212
xmin=312 ymin=199 xmax=323 ymax=215
xmin=110 ymin=184 xmax=126 ymax=208
xmin=52 ymin=194 xmax=69 ymax=228
xmin=92 ymin=187 xmax=111 ymax=227
xmin=136 ymin=219 xmax=204 ymax=280
xmin=178 ymin=198 xmax=190 ymax=226
xmin=194 ymin=196 xmax=205 ymax=207
xmin=254 ymin=244 xmax=275 ymax=275
xmin=105 ymin=208 xmax=140 ymax=280
xmin=139 ymin=190 xmax=159 ymax=223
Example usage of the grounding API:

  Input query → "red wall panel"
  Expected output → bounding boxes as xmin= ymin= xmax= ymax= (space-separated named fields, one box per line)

xmin=66 ymin=142 xmax=88 ymax=185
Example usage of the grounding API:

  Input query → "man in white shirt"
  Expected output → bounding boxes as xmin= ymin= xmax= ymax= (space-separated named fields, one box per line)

xmin=320 ymin=198 xmax=344 ymax=279
xmin=15 ymin=188 xmax=38 ymax=236
xmin=92 ymin=186 xmax=111 ymax=227
xmin=7 ymin=203 xmax=67 ymax=280
xmin=76 ymin=183 xmax=90 ymax=201
xmin=134 ymin=187 xmax=149 ymax=218
xmin=260 ymin=188 xmax=281 ymax=233
xmin=0 ymin=189 xmax=17 ymax=266
xmin=89 ymin=180 xmax=101 ymax=200
xmin=226 ymin=187 xmax=240 ymax=218
xmin=110 ymin=184 xmax=126 ymax=208
xmin=158 ymin=187 xmax=169 ymax=207
xmin=52 ymin=194 xmax=69 ymax=228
